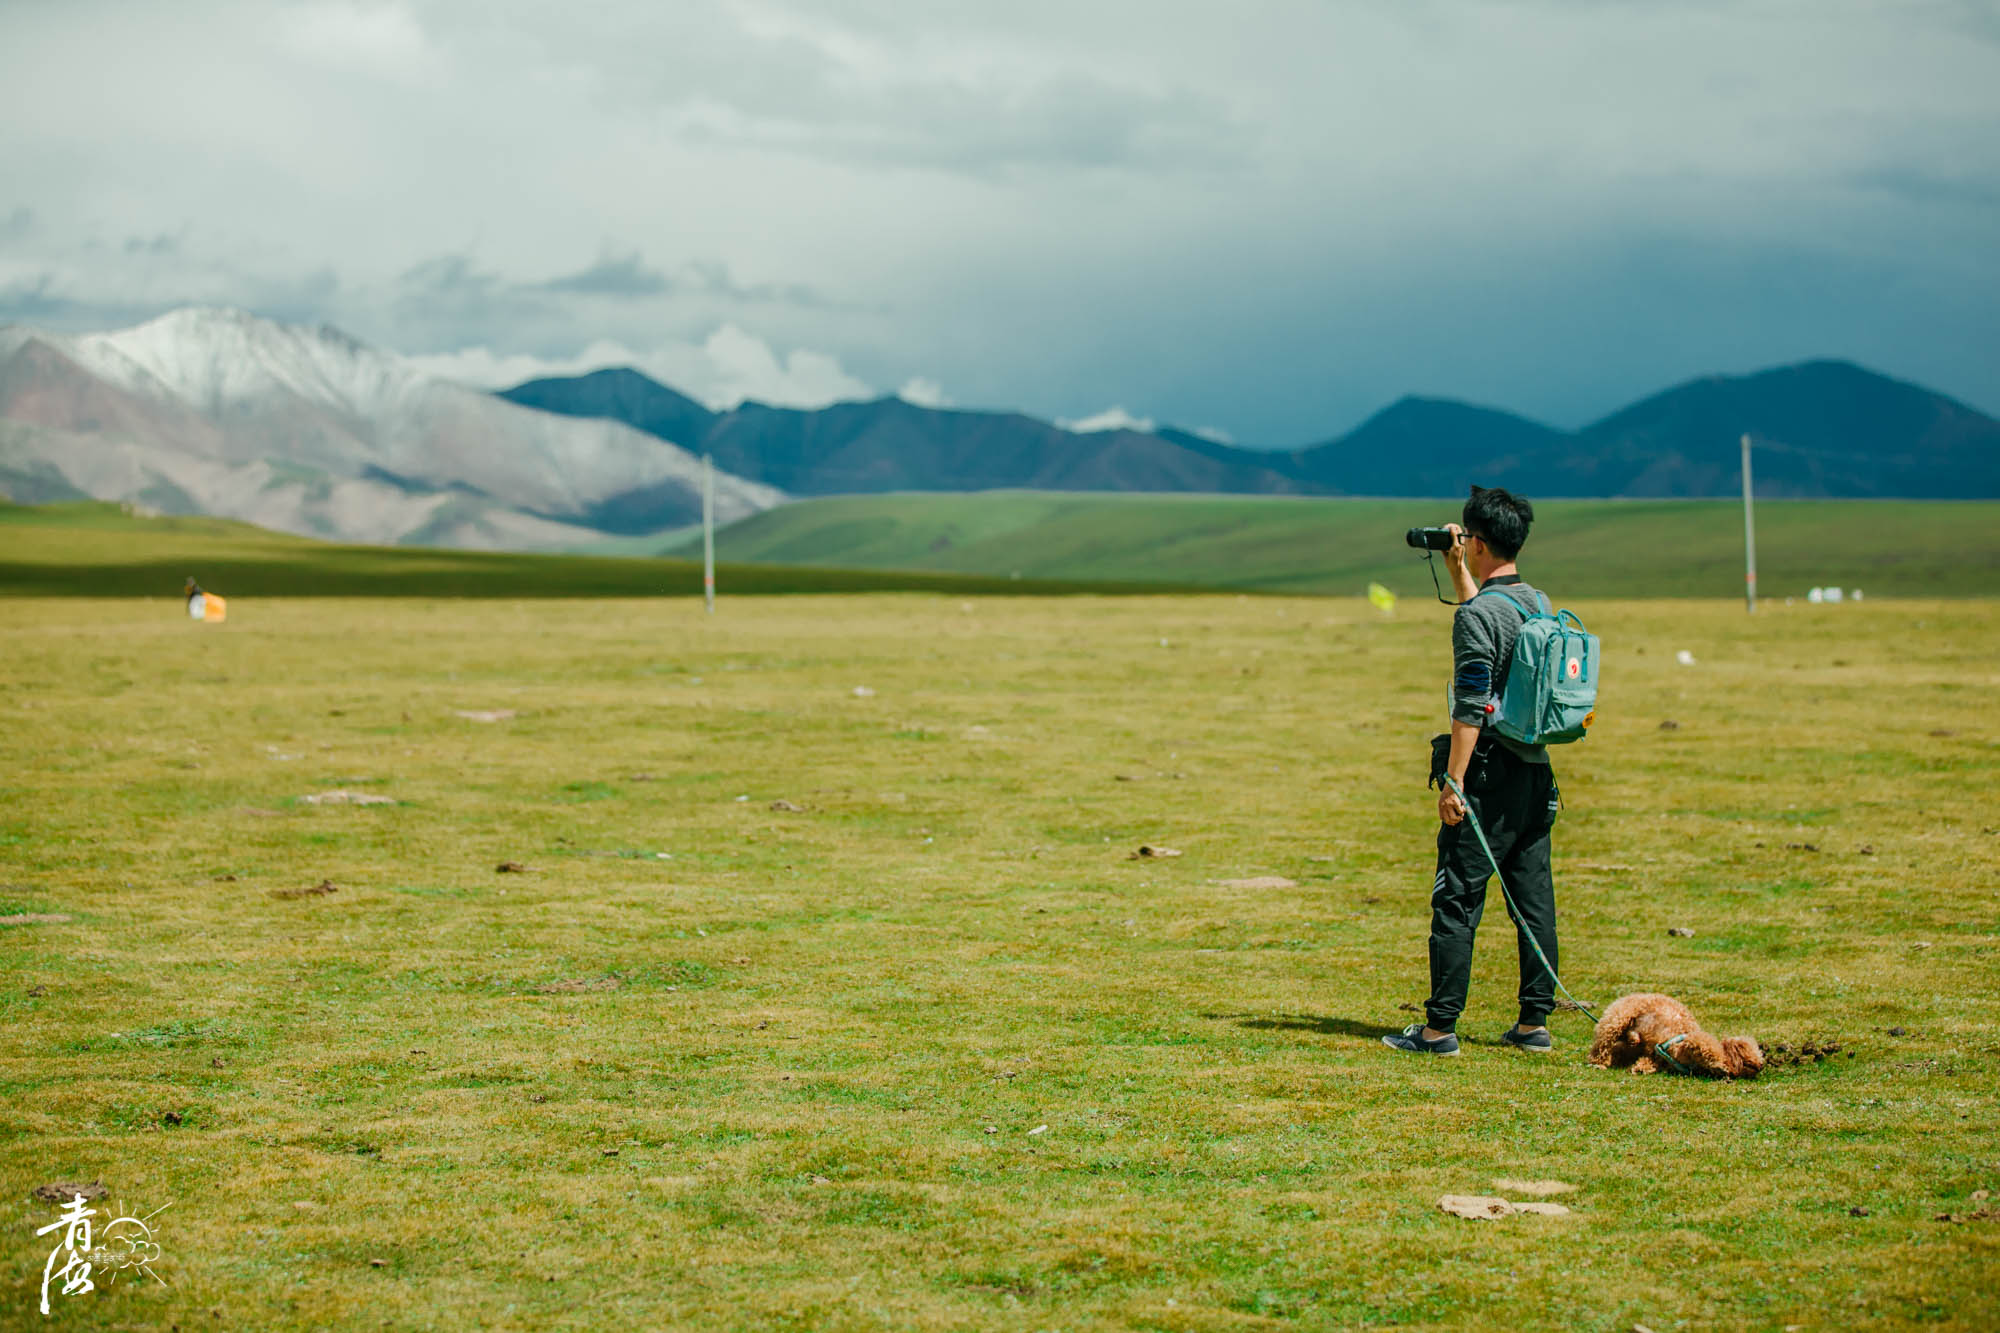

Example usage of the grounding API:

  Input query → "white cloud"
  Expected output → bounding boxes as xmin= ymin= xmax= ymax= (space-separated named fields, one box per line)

xmin=405 ymin=323 xmax=877 ymax=410
xmin=1058 ymin=405 xmax=1155 ymax=434
xmin=896 ymin=376 xmax=951 ymax=407
xmin=280 ymin=2 xmax=436 ymax=83
xmin=403 ymin=341 xmax=635 ymax=391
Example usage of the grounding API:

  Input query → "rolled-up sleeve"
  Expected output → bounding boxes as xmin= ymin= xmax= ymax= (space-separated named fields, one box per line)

xmin=1450 ymin=605 xmax=1498 ymax=727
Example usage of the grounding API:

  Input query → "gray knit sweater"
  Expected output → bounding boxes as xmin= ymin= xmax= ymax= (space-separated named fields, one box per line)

xmin=1448 ymin=574 xmax=1550 ymax=765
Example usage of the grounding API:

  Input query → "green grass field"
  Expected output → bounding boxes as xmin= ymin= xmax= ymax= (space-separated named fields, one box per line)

xmin=2 ymin=591 xmax=1995 ymax=1329
xmin=666 ymin=493 xmax=2000 ymax=599
xmin=8 ymin=496 xmax=1999 ymax=604
xmin=0 ymin=501 xmax=1177 ymax=600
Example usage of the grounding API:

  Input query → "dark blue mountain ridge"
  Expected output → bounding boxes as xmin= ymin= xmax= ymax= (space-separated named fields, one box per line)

xmin=497 ymin=358 xmax=2000 ymax=503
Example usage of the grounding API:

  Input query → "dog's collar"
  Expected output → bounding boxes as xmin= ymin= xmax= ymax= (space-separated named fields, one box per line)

xmin=1654 ymin=1033 xmax=1694 ymax=1076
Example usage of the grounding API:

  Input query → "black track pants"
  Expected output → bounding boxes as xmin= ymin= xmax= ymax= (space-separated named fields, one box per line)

xmin=1425 ymin=745 xmax=1559 ymax=1033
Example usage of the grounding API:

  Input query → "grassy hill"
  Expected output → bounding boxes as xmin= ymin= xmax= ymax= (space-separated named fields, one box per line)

xmin=7 ymin=495 xmax=1995 ymax=600
xmin=666 ymin=492 xmax=2000 ymax=599
xmin=0 ymin=501 xmax=1173 ymax=598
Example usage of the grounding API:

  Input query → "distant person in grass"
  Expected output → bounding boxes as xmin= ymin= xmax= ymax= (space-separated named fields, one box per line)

xmin=1383 ymin=486 xmax=1562 ymax=1057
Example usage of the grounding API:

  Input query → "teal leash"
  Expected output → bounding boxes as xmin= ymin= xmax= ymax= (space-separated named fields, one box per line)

xmin=1442 ymin=774 xmax=1600 ymax=1026
xmin=1652 ymin=1033 xmax=1694 ymax=1075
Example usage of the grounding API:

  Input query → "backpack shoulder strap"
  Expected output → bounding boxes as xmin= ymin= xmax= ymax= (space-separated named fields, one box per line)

xmin=1475 ymin=583 xmax=1544 ymax=619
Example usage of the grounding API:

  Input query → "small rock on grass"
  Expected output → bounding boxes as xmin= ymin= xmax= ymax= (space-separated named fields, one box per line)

xmin=770 ymin=799 xmax=804 ymax=812
xmin=1440 ymin=1193 xmax=1572 ymax=1220
xmin=453 ymin=709 xmax=517 ymax=722
xmin=1130 ymin=845 xmax=1182 ymax=859
xmin=1667 ymin=926 xmax=1696 ymax=937
xmin=496 ymin=861 xmax=532 ymax=874
xmin=1439 ymin=1195 xmax=1512 ymax=1220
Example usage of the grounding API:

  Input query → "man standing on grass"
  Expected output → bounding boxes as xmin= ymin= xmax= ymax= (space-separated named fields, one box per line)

xmin=1383 ymin=486 xmax=1562 ymax=1057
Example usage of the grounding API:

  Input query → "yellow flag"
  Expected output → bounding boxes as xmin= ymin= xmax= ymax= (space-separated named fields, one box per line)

xmin=1367 ymin=582 xmax=1397 ymax=614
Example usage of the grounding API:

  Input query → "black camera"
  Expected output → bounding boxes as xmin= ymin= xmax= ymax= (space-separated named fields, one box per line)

xmin=1405 ymin=526 xmax=1456 ymax=551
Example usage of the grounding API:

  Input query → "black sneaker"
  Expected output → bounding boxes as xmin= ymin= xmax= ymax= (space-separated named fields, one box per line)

xmin=1381 ymin=1022 xmax=1460 ymax=1056
xmin=1499 ymin=1026 xmax=1554 ymax=1052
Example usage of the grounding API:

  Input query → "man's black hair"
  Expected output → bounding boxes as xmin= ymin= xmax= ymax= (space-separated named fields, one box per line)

xmin=1462 ymin=485 xmax=1533 ymax=560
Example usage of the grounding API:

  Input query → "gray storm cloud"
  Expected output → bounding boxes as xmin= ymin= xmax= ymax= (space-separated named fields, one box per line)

xmin=0 ymin=0 xmax=1994 ymax=439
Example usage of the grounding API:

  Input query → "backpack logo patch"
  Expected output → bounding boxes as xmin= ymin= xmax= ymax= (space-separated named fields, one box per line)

xmin=1565 ymin=657 xmax=1581 ymax=680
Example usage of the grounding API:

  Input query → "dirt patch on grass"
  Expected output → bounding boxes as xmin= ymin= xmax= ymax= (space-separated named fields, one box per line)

xmin=301 ymin=790 xmax=396 ymax=806
xmin=272 ymin=880 xmax=340 ymax=899
xmin=531 ymin=978 xmax=621 ymax=994
xmin=1768 ymin=1039 xmax=1855 ymax=1067
xmin=33 ymin=1180 xmax=106 ymax=1204
xmin=0 ymin=913 xmax=72 ymax=925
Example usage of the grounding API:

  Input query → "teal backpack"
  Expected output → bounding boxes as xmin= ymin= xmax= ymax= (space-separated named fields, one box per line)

xmin=1479 ymin=586 xmax=1600 ymax=745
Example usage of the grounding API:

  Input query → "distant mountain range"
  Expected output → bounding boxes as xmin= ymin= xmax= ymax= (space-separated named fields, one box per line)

xmin=508 ymin=359 xmax=2000 ymax=501
xmin=502 ymin=370 xmax=1310 ymax=497
xmin=2 ymin=305 xmax=1992 ymax=555
xmin=0 ymin=309 xmax=781 ymax=548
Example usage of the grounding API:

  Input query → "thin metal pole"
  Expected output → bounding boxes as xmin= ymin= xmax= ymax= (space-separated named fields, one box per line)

xmin=1741 ymin=433 xmax=1757 ymax=614
xmin=701 ymin=454 xmax=715 ymax=615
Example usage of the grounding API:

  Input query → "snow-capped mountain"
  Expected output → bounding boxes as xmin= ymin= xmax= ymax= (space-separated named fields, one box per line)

xmin=0 ymin=308 xmax=784 ymax=548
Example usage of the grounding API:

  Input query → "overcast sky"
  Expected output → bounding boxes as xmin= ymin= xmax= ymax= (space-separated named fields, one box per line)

xmin=2 ymin=0 xmax=1996 ymax=443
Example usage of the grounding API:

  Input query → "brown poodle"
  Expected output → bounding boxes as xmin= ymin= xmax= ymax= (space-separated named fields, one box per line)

xmin=1587 ymin=993 xmax=1765 ymax=1078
